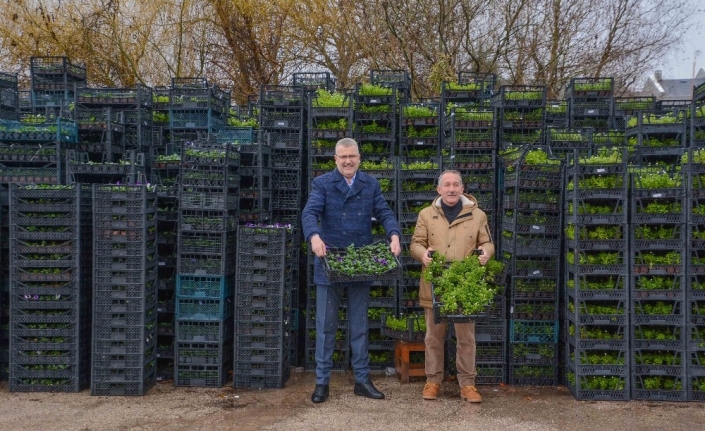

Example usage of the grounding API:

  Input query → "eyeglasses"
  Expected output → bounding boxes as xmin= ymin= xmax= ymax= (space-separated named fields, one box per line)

xmin=335 ymin=154 xmax=359 ymax=160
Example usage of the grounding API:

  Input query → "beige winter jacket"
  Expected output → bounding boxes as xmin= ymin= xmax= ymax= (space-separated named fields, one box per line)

xmin=410 ymin=194 xmax=495 ymax=309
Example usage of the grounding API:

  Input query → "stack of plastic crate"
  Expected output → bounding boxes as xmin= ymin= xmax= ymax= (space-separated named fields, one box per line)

xmin=0 ymin=71 xmax=18 ymax=121
xmin=545 ymin=127 xmax=593 ymax=160
xmin=75 ymin=85 xmax=154 ymax=171
xmin=502 ymin=145 xmax=562 ymax=386
xmin=692 ymin=83 xmax=705 ymax=147
xmin=66 ymin=149 xmax=144 ymax=185
xmin=8 ymin=184 xmax=92 ymax=392
xmin=91 ymin=184 xmax=158 ymax=396
xmin=625 ymin=102 xmax=688 ymax=167
xmin=370 ymin=69 xmax=411 ymax=104
xmin=612 ymin=97 xmax=655 ymax=132
xmin=397 ymin=159 xmax=440 ymax=314
xmin=564 ymin=147 xmax=630 ymax=401
xmin=258 ymin=85 xmax=305 ymax=225
xmin=175 ymin=140 xmax=238 ymax=387
xmin=545 ymin=99 xmax=568 ymax=128
xmin=238 ymin=143 xmax=271 ymax=224
xmin=169 ymin=78 xmax=229 ymax=143
xmin=234 ymin=225 xmax=294 ymax=388
xmin=292 ymin=72 xmax=335 ymax=94
xmin=687 ymin=148 xmax=705 ymax=401
xmin=29 ymin=56 xmax=86 ymax=115
xmin=304 ymin=90 xmax=354 ymax=371
xmin=566 ymin=77 xmax=614 ymax=132
xmin=353 ymin=82 xmax=398 ymax=166
xmin=153 ymin=162 xmax=179 ymax=382
xmin=492 ymin=85 xmax=546 ymax=152
xmin=630 ymin=166 xmax=687 ymax=401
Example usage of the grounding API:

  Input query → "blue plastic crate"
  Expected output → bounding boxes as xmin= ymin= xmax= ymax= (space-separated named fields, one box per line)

xmin=510 ymin=320 xmax=559 ymax=343
xmin=176 ymin=275 xmax=231 ymax=299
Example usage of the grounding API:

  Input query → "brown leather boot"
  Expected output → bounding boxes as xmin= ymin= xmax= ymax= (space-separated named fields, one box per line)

xmin=460 ymin=385 xmax=482 ymax=403
xmin=422 ymin=382 xmax=441 ymax=400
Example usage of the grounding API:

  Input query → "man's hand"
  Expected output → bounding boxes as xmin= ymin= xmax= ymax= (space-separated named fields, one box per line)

xmin=477 ymin=245 xmax=489 ymax=265
xmin=389 ymin=235 xmax=401 ymax=257
xmin=422 ymin=248 xmax=434 ymax=267
xmin=311 ymin=235 xmax=326 ymax=258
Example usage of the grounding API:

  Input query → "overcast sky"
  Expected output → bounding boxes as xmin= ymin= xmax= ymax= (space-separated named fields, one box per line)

xmin=651 ymin=5 xmax=704 ymax=81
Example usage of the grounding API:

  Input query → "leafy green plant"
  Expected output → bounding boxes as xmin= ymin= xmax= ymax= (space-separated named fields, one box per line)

xmin=312 ymin=89 xmax=348 ymax=107
xmin=423 ymin=252 xmax=504 ymax=315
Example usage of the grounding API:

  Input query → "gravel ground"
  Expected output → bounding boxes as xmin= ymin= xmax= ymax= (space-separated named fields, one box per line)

xmin=1 ymin=370 xmax=704 ymax=431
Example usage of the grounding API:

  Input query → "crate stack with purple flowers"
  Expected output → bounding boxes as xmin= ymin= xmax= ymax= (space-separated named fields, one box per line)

xmin=174 ymin=139 xmax=239 ymax=387
xmin=234 ymin=224 xmax=295 ymax=388
xmin=8 ymin=184 xmax=93 ymax=392
xmin=91 ymin=184 xmax=158 ymax=396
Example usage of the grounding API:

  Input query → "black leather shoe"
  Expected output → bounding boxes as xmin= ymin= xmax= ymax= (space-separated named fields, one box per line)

xmin=354 ymin=381 xmax=385 ymax=399
xmin=311 ymin=384 xmax=329 ymax=403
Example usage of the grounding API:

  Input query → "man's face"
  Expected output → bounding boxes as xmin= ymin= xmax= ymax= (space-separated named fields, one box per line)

xmin=437 ymin=172 xmax=463 ymax=206
xmin=334 ymin=146 xmax=360 ymax=179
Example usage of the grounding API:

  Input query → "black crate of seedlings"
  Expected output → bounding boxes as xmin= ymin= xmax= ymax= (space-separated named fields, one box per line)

xmin=491 ymin=85 xmax=546 ymax=108
xmin=566 ymin=77 xmax=614 ymax=99
xmin=259 ymin=85 xmax=305 ymax=108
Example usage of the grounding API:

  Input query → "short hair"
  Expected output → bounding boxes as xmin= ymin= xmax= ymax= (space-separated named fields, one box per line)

xmin=335 ymin=138 xmax=359 ymax=155
xmin=437 ymin=169 xmax=463 ymax=186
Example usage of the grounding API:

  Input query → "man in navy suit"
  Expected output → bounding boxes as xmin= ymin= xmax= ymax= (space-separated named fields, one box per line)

xmin=302 ymin=137 xmax=401 ymax=403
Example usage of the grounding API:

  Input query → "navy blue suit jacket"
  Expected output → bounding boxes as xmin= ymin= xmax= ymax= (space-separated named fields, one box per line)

xmin=302 ymin=168 xmax=401 ymax=285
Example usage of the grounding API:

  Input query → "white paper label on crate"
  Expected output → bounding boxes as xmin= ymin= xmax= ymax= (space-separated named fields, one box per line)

xmin=416 ymin=141 xmax=425 ymax=145
xmin=370 ymin=99 xmax=379 ymax=104
xmin=532 ymin=270 xmax=541 ymax=275
xmin=595 ymin=168 xmax=606 ymax=173
xmin=652 ymin=193 xmax=662 ymax=198
xmin=587 ymin=109 xmax=596 ymax=114
xmin=276 ymin=121 xmax=286 ymax=127
xmin=531 ymin=225 xmax=541 ymax=230
xmin=158 ymin=262 xmax=166 ymax=266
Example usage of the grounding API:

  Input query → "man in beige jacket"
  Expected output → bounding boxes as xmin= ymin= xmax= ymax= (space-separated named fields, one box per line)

xmin=410 ymin=169 xmax=495 ymax=403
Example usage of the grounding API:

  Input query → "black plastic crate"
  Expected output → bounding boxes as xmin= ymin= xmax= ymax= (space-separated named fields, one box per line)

xmin=175 ymin=362 xmax=231 ymax=387
xmin=90 ymin=373 xmax=155 ymax=396
xmin=176 ymin=341 xmax=233 ymax=365
xmin=175 ymin=296 xmax=234 ymax=321
xmin=178 ymin=230 xmax=236 ymax=257
xmin=233 ymin=365 xmax=290 ymax=389
xmin=566 ymin=362 xmax=629 ymax=401
xmin=491 ymin=85 xmax=546 ymax=108
xmin=176 ymin=318 xmax=233 ymax=343
xmin=631 ymin=374 xmax=687 ymax=401
xmin=509 ymin=364 xmax=558 ymax=386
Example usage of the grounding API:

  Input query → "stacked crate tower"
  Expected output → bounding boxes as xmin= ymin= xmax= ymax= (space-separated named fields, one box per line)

xmin=439 ymin=71 xmax=506 ymax=384
xmin=238 ymin=142 xmax=271 ymax=225
xmin=0 ymin=71 xmax=18 ymax=121
xmin=566 ymin=77 xmax=613 ymax=132
xmin=564 ymin=147 xmax=630 ymax=401
xmin=259 ymin=84 xmax=306 ymax=364
xmin=0 ymin=85 xmax=77 ymax=379
xmin=175 ymin=139 xmax=238 ymax=387
xmin=304 ymin=86 xmax=353 ymax=372
xmin=168 ymin=78 xmax=229 ymax=144
xmin=626 ymin=99 xmax=687 ymax=168
xmin=688 ymin=85 xmax=705 ymax=400
xmin=501 ymin=143 xmax=562 ymax=387
xmin=91 ymin=184 xmax=158 ymax=395
xmin=8 ymin=184 xmax=93 ymax=392
xmin=360 ymin=72 xmax=406 ymax=370
xmin=234 ymin=225 xmax=295 ymax=388
xmin=29 ymin=56 xmax=86 ymax=116
xmin=629 ymin=164 xmax=687 ymax=401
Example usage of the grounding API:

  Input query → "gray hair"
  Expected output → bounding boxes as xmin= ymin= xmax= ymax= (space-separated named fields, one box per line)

xmin=335 ymin=138 xmax=359 ymax=155
xmin=437 ymin=169 xmax=463 ymax=186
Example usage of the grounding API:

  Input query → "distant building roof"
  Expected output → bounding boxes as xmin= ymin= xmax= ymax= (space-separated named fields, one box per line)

xmin=641 ymin=68 xmax=705 ymax=100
